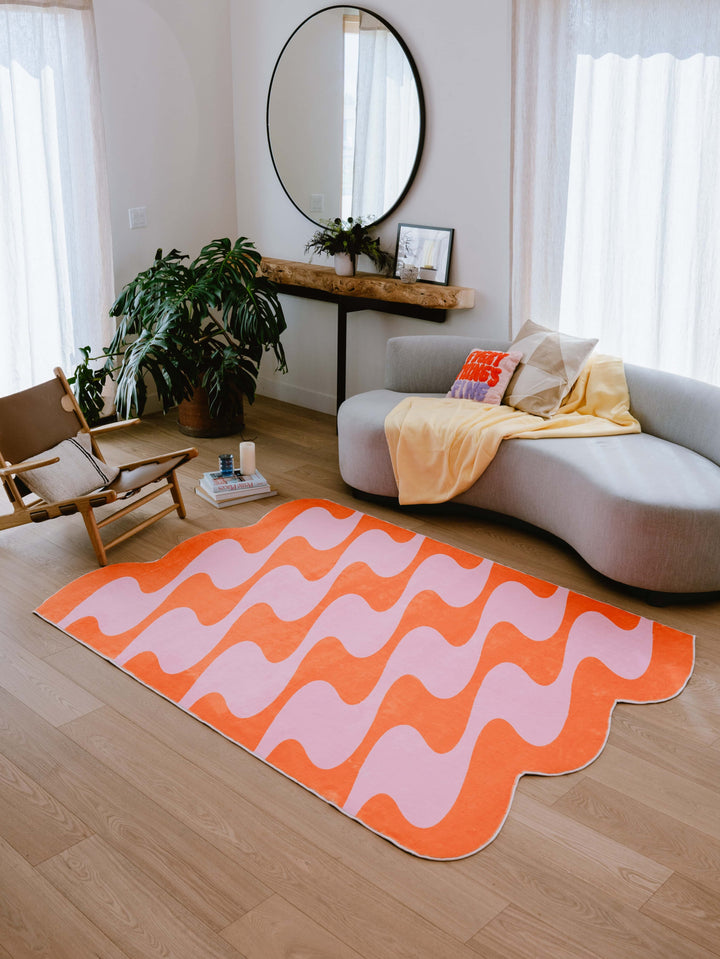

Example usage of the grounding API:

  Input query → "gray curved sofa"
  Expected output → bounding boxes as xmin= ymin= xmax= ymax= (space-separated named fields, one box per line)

xmin=337 ymin=335 xmax=720 ymax=596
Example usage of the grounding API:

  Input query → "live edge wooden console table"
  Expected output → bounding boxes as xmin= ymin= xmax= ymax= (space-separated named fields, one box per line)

xmin=260 ymin=258 xmax=475 ymax=411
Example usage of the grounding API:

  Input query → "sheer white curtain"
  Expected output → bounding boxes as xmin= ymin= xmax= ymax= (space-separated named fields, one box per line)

xmin=0 ymin=0 xmax=113 ymax=394
xmin=351 ymin=16 xmax=420 ymax=220
xmin=512 ymin=0 xmax=720 ymax=386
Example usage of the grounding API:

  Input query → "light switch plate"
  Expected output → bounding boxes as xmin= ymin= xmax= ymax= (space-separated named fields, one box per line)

xmin=128 ymin=206 xmax=148 ymax=229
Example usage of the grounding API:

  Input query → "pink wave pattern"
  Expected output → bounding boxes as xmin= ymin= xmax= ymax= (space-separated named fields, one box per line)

xmin=35 ymin=498 xmax=695 ymax=860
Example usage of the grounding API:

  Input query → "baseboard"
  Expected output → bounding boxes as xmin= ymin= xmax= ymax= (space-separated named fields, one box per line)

xmin=255 ymin=376 xmax=335 ymax=415
xmin=136 ymin=382 xmax=334 ymax=418
xmin=131 ymin=384 xmax=333 ymax=418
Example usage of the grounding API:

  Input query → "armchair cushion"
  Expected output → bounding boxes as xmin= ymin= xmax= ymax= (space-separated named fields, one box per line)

xmin=109 ymin=456 xmax=186 ymax=493
xmin=21 ymin=432 xmax=119 ymax=501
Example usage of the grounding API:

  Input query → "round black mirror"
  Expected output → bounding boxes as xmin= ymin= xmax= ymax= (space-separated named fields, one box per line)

xmin=267 ymin=6 xmax=425 ymax=227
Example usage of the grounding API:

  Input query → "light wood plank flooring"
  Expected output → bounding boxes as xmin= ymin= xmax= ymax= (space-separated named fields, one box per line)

xmin=1 ymin=395 xmax=718 ymax=959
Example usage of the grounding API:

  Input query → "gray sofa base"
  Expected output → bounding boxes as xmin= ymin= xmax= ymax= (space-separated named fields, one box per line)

xmin=337 ymin=336 xmax=720 ymax=597
xmin=347 ymin=487 xmax=718 ymax=606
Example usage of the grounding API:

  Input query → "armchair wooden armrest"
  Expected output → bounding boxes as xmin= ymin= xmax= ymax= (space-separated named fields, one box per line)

xmin=118 ymin=447 xmax=198 ymax=471
xmin=88 ymin=418 xmax=141 ymax=436
xmin=0 ymin=483 xmax=117 ymax=530
xmin=0 ymin=455 xmax=60 ymax=477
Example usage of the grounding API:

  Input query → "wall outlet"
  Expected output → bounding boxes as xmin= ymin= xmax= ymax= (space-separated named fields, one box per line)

xmin=128 ymin=206 xmax=148 ymax=229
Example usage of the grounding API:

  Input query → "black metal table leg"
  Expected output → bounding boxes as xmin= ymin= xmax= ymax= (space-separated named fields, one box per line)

xmin=336 ymin=303 xmax=348 ymax=413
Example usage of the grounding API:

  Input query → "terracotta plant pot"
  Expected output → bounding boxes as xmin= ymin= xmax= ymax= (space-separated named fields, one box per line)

xmin=177 ymin=384 xmax=244 ymax=437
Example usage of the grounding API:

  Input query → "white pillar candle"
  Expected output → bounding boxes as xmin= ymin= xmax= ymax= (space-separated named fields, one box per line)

xmin=239 ymin=441 xmax=256 ymax=475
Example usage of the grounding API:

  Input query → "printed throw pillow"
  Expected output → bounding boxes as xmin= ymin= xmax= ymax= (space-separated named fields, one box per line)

xmin=447 ymin=349 xmax=524 ymax=405
xmin=504 ymin=319 xmax=598 ymax=417
xmin=21 ymin=431 xmax=120 ymax=502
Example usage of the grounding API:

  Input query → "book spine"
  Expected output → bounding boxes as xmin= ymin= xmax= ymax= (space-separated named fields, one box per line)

xmin=202 ymin=480 xmax=262 ymax=490
xmin=200 ymin=471 xmax=267 ymax=492
xmin=204 ymin=485 xmax=270 ymax=501
xmin=195 ymin=487 xmax=277 ymax=508
xmin=201 ymin=482 xmax=258 ymax=493
xmin=205 ymin=470 xmax=265 ymax=482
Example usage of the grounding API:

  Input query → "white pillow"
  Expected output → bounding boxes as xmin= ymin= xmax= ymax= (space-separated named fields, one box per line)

xmin=21 ymin=432 xmax=119 ymax=502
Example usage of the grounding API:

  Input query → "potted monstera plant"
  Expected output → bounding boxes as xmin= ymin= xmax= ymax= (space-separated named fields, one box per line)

xmin=71 ymin=237 xmax=287 ymax=436
xmin=304 ymin=216 xmax=393 ymax=276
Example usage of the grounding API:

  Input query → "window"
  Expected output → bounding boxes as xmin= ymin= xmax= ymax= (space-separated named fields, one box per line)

xmin=512 ymin=0 xmax=720 ymax=385
xmin=0 ymin=0 xmax=113 ymax=394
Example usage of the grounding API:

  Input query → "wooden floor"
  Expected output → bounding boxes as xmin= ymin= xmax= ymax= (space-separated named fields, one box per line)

xmin=1 ymin=395 xmax=719 ymax=959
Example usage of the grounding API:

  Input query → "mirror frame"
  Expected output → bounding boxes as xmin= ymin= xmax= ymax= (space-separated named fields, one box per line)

xmin=266 ymin=5 xmax=426 ymax=227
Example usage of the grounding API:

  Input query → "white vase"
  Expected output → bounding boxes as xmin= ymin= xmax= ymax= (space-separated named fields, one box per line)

xmin=334 ymin=252 xmax=355 ymax=276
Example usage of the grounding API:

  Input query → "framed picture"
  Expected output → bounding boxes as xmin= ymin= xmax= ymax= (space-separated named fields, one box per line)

xmin=394 ymin=223 xmax=454 ymax=285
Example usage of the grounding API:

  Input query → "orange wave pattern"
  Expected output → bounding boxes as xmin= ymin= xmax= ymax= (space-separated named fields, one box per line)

xmin=35 ymin=498 xmax=695 ymax=859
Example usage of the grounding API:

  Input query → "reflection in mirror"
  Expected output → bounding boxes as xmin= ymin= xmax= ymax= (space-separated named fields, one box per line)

xmin=267 ymin=6 xmax=424 ymax=226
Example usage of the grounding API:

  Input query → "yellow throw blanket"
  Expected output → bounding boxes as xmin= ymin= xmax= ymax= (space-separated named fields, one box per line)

xmin=385 ymin=354 xmax=640 ymax=505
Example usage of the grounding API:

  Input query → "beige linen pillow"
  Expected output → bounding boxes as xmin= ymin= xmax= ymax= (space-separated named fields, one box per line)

xmin=21 ymin=431 xmax=120 ymax=501
xmin=504 ymin=319 xmax=598 ymax=417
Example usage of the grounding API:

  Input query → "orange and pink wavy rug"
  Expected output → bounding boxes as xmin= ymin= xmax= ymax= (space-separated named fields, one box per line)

xmin=35 ymin=498 xmax=694 ymax=859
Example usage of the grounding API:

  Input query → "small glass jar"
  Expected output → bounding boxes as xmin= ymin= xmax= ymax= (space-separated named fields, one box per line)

xmin=218 ymin=453 xmax=234 ymax=476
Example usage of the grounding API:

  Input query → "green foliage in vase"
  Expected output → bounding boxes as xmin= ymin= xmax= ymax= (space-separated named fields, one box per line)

xmin=69 ymin=237 xmax=287 ymax=425
xmin=304 ymin=217 xmax=393 ymax=273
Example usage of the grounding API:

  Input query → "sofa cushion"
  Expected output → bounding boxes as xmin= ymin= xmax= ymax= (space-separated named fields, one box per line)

xmin=21 ymin=432 xmax=119 ymax=502
xmin=447 ymin=349 xmax=523 ymax=404
xmin=505 ymin=320 xmax=597 ymax=417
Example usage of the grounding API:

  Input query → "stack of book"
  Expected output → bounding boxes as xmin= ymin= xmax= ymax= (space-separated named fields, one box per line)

xmin=194 ymin=469 xmax=276 ymax=508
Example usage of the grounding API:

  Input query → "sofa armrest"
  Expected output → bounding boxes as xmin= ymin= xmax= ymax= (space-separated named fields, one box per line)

xmin=384 ymin=335 xmax=510 ymax=394
xmin=625 ymin=364 xmax=720 ymax=467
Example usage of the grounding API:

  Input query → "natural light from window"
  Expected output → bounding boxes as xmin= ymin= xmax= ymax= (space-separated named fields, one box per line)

xmin=511 ymin=0 xmax=720 ymax=388
xmin=340 ymin=12 xmax=420 ymax=223
xmin=341 ymin=15 xmax=359 ymax=220
xmin=0 ymin=3 xmax=112 ymax=393
xmin=559 ymin=50 xmax=720 ymax=384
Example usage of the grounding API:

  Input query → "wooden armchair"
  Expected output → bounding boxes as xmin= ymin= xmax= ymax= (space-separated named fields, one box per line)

xmin=0 ymin=368 xmax=198 ymax=566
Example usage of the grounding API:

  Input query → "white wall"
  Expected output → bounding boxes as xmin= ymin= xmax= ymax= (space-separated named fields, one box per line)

xmin=93 ymin=0 xmax=237 ymax=292
xmin=92 ymin=0 xmax=513 ymax=415
xmin=231 ymin=0 xmax=513 ymax=413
